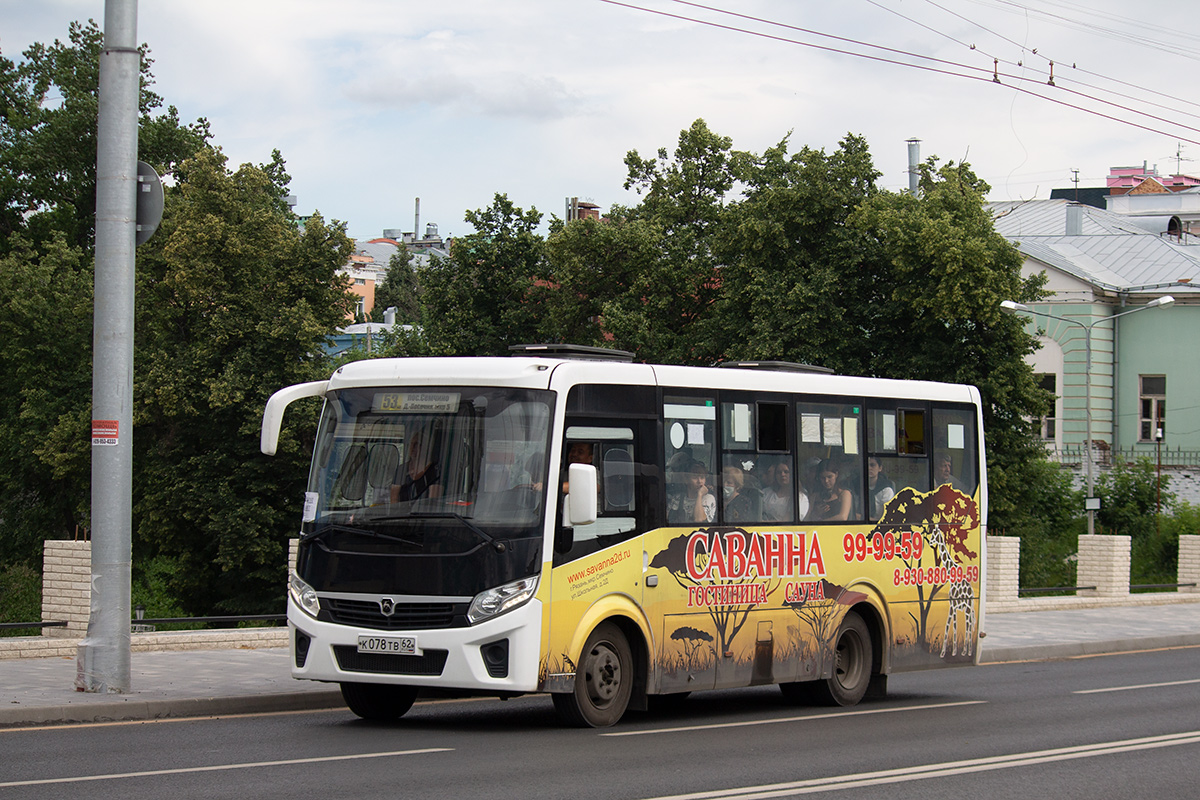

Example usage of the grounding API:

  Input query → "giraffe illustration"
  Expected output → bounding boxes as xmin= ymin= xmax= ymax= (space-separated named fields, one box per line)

xmin=927 ymin=525 xmax=975 ymax=658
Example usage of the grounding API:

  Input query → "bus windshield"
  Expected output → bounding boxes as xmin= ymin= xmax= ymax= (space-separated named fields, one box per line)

xmin=305 ymin=386 xmax=553 ymax=552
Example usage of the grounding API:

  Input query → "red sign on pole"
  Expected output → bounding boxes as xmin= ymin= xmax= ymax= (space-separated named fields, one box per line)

xmin=92 ymin=419 xmax=119 ymax=446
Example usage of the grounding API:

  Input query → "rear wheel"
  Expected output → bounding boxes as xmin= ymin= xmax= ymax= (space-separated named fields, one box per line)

xmin=781 ymin=611 xmax=872 ymax=707
xmin=553 ymin=622 xmax=633 ymax=727
xmin=818 ymin=611 xmax=872 ymax=706
xmin=340 ymin=682 xmax=418 ymax=721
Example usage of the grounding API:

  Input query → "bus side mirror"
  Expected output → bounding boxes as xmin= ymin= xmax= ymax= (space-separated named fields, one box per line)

xmin=567 ymin=463 xmax=598 ymax=527
xmin=261 ymin=380 xmax=329 ymax=455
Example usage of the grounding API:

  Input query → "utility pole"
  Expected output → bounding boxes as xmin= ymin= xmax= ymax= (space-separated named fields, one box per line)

xmin=79 ymin=0 xmax=139 ymax=693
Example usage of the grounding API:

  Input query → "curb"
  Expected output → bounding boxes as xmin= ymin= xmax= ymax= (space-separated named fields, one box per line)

xmin=0 ymin=689 xmax=345 ymax=728
xmin=979 ymin=632 xmax=1200 ymax=663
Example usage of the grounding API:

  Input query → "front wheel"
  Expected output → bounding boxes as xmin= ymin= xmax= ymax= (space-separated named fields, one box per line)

xmin=340 ymin=682 xmax=418 ymax=721
xmin=553 ymin=622 xmax=634 ymax=727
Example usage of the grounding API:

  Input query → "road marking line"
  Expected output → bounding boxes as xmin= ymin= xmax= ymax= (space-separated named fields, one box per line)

xmin=1075 ymin=677 xmax=1200 ymax=694
xmin=0 ymin=748 xmax=452 ymax=788
xmin=635 ymin=731 xmax=1200 ymax=799
xmin=601 ymin=700 xmax=986 ymax=737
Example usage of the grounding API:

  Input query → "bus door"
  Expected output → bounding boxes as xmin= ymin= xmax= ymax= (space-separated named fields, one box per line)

xmin=654 ymin=393 xmax=720 ymax=693
xmin=548 ymin=414 xmax=656 ymax=688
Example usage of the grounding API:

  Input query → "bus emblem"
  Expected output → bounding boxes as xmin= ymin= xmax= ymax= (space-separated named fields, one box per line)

xmin=380 ymin=598 xmax=396 ymax=616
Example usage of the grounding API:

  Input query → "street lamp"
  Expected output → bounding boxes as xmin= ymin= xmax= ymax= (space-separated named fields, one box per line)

xmin=1001 ymin=296 xmax=1175 ymax=536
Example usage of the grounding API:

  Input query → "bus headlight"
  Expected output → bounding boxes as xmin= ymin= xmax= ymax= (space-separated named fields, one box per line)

xmin=289 ymin=571 xmax=321 ymax=619
xmin=467 ymin=576 xmax=538 ymax=624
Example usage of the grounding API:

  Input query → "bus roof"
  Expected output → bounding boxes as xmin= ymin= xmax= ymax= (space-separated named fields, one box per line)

xmin=327 ymin=356 xmax=981 ymax=406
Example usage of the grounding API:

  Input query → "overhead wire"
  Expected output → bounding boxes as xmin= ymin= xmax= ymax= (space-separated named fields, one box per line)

xmin=938 ymin=0 xmax=1200 ymax=115
xmin=980 ymin=0 xmax=1200 ymax=60
xmin=874 ymin=0 xmax=1200 ymax=125
xmin=596 ymin=0 xmax=1200 ymax=148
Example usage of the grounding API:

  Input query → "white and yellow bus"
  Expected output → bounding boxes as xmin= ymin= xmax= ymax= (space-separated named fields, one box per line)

xmin=261 ymin=345 xmax=986 ymax=727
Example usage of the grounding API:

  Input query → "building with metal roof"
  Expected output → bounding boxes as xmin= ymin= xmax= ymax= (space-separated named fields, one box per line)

xmin=989 ymin=199 xmax=1200 ymax=461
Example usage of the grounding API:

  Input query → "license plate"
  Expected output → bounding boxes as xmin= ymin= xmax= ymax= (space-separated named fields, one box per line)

xmin=357 ymin=635 xmax=417 ymax=655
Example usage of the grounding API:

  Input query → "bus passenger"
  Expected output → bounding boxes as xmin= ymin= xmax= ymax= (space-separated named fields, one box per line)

xmin=936 ymin=453 xmax=967 ymax=493
xmin=667 ymin=455 xmax=716 ymax=524
xmin=762 ymin=460 xmax=804 ymax=522
xmin=809 ymin=460 xmax=852 ymax=521
xmin=722 ymin=464 xmax=760 ymax=524
xmin=867 ymin=456 xmax=896 ymax=519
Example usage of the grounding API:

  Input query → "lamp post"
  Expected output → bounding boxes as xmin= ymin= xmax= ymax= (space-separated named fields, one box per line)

xmin=1002 ymin=296 xmax=1175 ymax=536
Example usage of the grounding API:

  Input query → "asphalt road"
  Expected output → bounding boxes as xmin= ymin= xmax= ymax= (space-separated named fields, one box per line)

xmin=3 ymin=645 xmax=1198 ymax=800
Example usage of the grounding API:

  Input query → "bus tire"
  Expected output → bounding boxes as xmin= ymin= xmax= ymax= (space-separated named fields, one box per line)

xmin=340 ymin=682 xmax=418 ymax=721
xmin=552 ymin=622 xmax=633 ymax=727
xmin=814 ymin=611 xmax=873 ymax=707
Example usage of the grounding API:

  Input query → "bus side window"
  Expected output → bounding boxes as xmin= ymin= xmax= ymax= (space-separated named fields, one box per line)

xmin=664 ymin=396 xmax=718 ymax=526
xmin=555 ymin=425 xmax=639 ymax=563
xmin=797 ymin=401 xmax=863 ymax=522
xmin=933 ymin=407 xmax=977 ymax=495
xmin=867 ymin=406 xmax=929 ymax=514
xmin=603 ymin=446 xmax=635 ymax=511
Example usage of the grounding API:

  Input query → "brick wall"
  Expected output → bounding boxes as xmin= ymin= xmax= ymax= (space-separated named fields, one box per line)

xmin=986 ymin=536 xmax=1020 ymax=606
xmin=1180 ymin=535 xmax=1200 ymax=594
xmin=1077 ymin=534 xmax=1131 ymax=597
xmin=40 ymin=540 xmax=91 ymax=638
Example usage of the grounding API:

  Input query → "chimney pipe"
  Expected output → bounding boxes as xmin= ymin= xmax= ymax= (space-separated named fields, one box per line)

xmin=1066 ymin=203 xmax=1083 ymax=235
xmin=906 ymin=138 xmax=921 ymax=196
xmin=414 ymin=198 xmax=420 ymax=241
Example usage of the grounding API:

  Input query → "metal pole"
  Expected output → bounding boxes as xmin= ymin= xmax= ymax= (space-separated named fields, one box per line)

xmin=81 ymin=0 xmax=139 ymax=693
xmin=1084 ymin=328 xmax=1094 ymax=536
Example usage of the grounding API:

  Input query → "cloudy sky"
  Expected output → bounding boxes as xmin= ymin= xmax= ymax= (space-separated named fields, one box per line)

xmin=6 ymin=0 xmax=1199 ymax=240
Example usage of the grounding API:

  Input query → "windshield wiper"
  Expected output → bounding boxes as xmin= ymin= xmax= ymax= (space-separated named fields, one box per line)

xmin=408 ymin=511 xmax=507 ymax=553
xmin=301 ymin=523 xmax=422 ymax=549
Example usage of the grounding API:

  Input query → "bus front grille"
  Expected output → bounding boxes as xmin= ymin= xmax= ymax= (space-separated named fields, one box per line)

xmin=323 ymin=598 xmax=465 ymax=630
xmin=333 ymin=646 xmax=448 ymax=676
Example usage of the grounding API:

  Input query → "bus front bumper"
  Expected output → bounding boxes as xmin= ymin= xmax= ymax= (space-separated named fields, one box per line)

xmin=286 ymin=596 xmax=544 ymax=693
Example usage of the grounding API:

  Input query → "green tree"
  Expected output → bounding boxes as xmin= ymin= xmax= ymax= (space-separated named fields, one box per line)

xmin=541 ymin=214 xmax=665 ymax=349
xmin=418 ymin=194 xmax=544 ymax=356
xmin=133 ymin=147 xmax=355 ymax=614
xmin=0 ymin=235 xmax=93 ymax=563
xmin=370 ymin=246 xmax=419 ymax=323
xmin=849 ymin=159 xmax=1051 ymax=528
xmin=0 ymin=19 xmax=208 ymax=253
xmin=711 ymin=132 xmax=883 ymax=370
xmin=609 ymin=119 xmax=737 ymax=363
xmin=0 ymin=21 xmax=205 ymax=570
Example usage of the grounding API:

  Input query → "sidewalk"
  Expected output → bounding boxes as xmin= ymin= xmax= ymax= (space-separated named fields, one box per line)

xmin=0 ymin=647 xmax=343 ymax=727
xmin=3 ymin=603 xmax=1200 ymax=728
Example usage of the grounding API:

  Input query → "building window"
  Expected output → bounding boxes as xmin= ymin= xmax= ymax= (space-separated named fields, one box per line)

xmin=1140 ymin=375 xmax=1166 ymax=442
xmin=1036 ymin=373 xmax=1056 ymax=441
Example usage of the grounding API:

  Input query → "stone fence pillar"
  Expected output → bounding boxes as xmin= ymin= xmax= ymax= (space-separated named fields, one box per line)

xmin=985 ymin=535 xmax=1020 ymax=606
xmin=288 ymin=537 xmax=298 ymax=573
xmin=1179 ymin=535 xmax=1200 ymax=594
xmin=41 ymin=540 xmax=91 ymax=638
xmin=1076 ymin=534 xmax=1130 ymax=597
